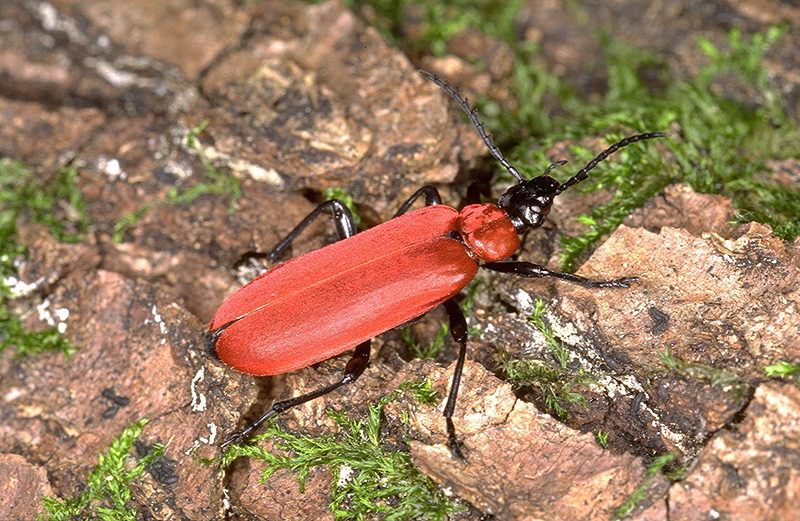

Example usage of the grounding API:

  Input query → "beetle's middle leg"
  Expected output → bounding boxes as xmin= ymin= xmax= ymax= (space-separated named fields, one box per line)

xmin=220 ymin=339 xmax=371 ymax=448
xmin=392 ymin=186 xmax=443 ymax=217
xmin=237 ymin=199 xmax=357 ymax=271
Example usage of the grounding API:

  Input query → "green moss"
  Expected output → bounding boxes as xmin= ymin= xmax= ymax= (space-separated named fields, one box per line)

xmin=0 ymin=308 xmax=78 ymax=358
xmin=222 ymin=381 xmax=460 ymax=521
xmin=596 ymin=430 xmax=610 ymax=448
xmin=400 ymin=322 xmax=450 ymax=359
xmin=402 ymin=378 xmax=440 ymax=405
xmin=41 ymin=419 xmax=163 ymax=521
xmin=614 ymin=452 xmax=675 ymax=519
xmin=660 ymin=348 xmax=750 ymax=400
xmin=0 ymin=160 xmax=85 ymax=358
xmin=0 ymin=160 xmax=89 ymax=247
xmin=499 ymin=347 xmax=589 ymax=421
xmin=528 ymin=299 xmax=570 ymax=368
xmin=498 ymin=300 xmax=594 ymax=420
xmin=765 ymin=360 xmax=800 ymax=383
xmin=342 ymin=0 xmax=525 ymax=57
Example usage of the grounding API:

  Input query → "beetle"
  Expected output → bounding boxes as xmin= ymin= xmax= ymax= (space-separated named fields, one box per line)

xmin=206 ymin=71 xmax=667 ymax=460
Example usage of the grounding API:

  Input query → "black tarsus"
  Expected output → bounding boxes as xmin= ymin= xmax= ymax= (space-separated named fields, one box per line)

xmin=220 ymin=340 xmax=371 ymax=449
xmin=483 ymin=261 xmax=638 ymax=289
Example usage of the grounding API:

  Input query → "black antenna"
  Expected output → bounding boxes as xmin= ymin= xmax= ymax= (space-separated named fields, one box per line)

xmin=420 ymin=71 xmax=523 ymax=181
xmin=556 ymin=132 xmax=669 ymax=194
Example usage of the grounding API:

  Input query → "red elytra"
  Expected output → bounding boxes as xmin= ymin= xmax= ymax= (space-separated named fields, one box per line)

xmin=208 ymin=204 xmax=516 ymax=376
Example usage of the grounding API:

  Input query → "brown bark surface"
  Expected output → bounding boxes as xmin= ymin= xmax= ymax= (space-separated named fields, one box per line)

xmin=1 ymin=1 xmax=799 ymax=520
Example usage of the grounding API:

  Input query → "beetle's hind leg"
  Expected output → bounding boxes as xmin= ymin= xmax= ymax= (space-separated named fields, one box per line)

xmin=220 ymin=339 xmax=372 ymax=449
xmin=441 ymin=298 xmax=469 ymax=462
xmin=483 ymin=261 xmax=637 ymax=288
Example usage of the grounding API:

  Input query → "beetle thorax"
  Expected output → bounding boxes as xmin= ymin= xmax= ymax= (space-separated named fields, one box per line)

xmin=456 ymin=204 xmax=520 ymax=263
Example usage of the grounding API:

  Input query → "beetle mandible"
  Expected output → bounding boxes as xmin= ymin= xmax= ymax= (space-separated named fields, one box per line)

xmin=206 ymin=71 xmax=667 ymax=461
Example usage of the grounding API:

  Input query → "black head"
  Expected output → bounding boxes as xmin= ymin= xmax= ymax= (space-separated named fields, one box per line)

xmin=497 ymin=174 xmax=561 ymax=232
xmin=419 ymin=70 xmax=668 ymax=233
xmin=494 ymin=132 xmax=668 ymax=233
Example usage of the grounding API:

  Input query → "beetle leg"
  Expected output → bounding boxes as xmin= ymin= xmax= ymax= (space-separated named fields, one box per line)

xmin=268 ymin=198 xmax=357 ymax=260
xmin=441 ymin=298 xmax=468 ymax=462
xmin=392 ymin=186 xmax=443 ymax=218
xmin=220 ymin=339 xmax=371 ymax=449
xmin=483 ymin=261 xmax=638 ymax=288
xmin=237 ymin=199 xmax=358 ymax=271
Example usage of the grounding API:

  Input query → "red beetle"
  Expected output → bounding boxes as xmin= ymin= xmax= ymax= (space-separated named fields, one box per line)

xmin=206 ymin=71 xmax=666 ymax=460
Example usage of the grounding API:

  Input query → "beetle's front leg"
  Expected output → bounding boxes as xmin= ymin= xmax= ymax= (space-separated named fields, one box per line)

xmin=484 ymin=261 xmax=637 ymax=288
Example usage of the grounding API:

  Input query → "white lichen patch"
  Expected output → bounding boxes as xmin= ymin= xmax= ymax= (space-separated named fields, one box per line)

xmin=186 ymin=132 xmax=285 ymax=188
xmin=543 ymin=305 xmax=583 ymax=346
xmin=191 ymin=367 xmax=207 ymax=412
xmin=199 ymin=422 xmax=217 ymax=445
xmin=185 ymin=422 xmax=218 ymax=453
xmin=36 ymin=299 xmax=70 ymax=334
xmin=97 ymin=156 xmax=126 ymax=181
xmin=4 ymin=275 xmax=40 ymax=298
xmin=337 ymin=463 xmax=354 ymax=488
xmin=150 ymin=304 xmax=168 ymax=345
xmin=513 ymin=288 xmax=535 ymax=314
xmin=37 ymin=1 xmax=89 ymax=45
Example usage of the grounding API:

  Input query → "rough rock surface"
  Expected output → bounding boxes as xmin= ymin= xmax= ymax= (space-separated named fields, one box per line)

xmin=2 ymin=0 xmax=799 ymax=520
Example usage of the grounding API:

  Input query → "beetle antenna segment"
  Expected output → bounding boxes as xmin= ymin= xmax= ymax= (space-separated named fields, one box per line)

xmin=556 ymin=132 xmax=669 ymax=194
xmin=420 ymin=70 xmax=523 ymax=182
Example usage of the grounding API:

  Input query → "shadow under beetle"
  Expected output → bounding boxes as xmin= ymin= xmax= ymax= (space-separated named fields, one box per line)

xmin=205 ymin=71 xmax=667 ymax=461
